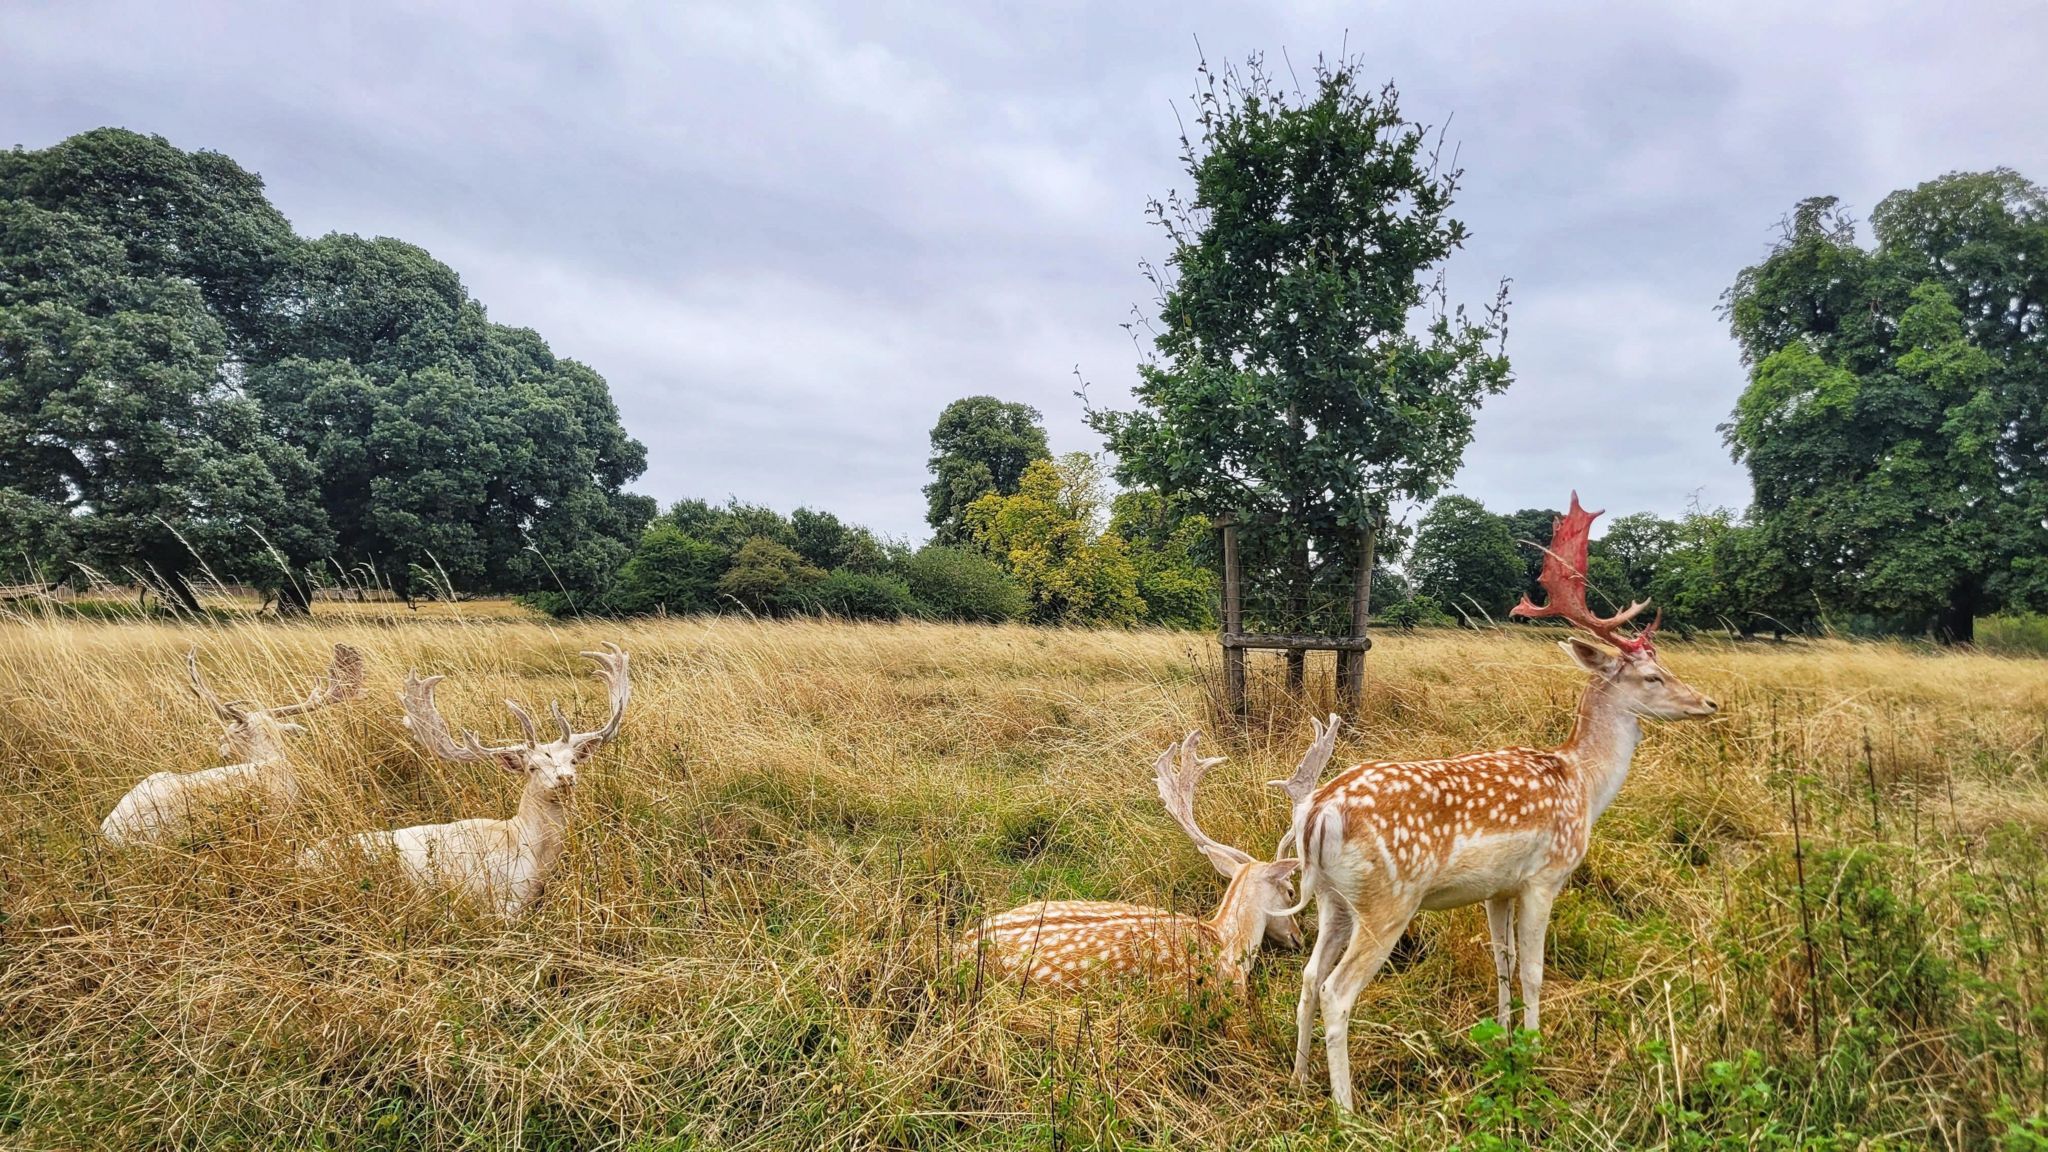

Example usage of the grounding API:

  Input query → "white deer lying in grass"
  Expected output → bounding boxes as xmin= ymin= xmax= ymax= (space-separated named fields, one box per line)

xmin=965 ymin=725 xmax=1336 ymax=996
xmin=302 ymin=645 xmax=630 ymax=919
xmin=101 ymin=644 xmax=365 ymax=845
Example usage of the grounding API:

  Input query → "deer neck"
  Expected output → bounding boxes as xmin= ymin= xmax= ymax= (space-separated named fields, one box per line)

xmin=1558 ymin=676 xmax=1642 ymax=822
xmin=511 ymin=779 xmax=572 ymax=864
xmin=1203 ymin=867 xmax=1271 ymax=982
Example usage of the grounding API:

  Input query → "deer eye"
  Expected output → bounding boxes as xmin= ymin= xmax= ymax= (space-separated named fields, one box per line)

xmin=1643 ymin=674 xmax=1663 ymax=685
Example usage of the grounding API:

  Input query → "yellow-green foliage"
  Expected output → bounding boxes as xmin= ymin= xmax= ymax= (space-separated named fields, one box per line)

xmin=4 ymin=613 xmax=2048 ymax=1148
xmin=964 ymin=454 xmax=1144 ymax=626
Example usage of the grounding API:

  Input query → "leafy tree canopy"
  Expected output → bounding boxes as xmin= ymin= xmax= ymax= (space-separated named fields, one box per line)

xmin=1724 ymin=170 xmax=2048 ymax=641
xmin=1407 ymin=496 xmax=1524 ymax=624
xmin=717 ymin=537 xmax=825 ymax=614
xmin=2 ymin=128 xmax=650 ymax=605
xmin=1088 ymin=53 xmax=1511 ymax=635
xmin=0 ymin=186 xmax=328 ymax=605
xmin=1105 ymin=489 xmax=1217 ymax=629
xmin=965 ymin=454 xmax=1144 ymax=626
xmin=924 ymin=396 xmax=1050 ymax=546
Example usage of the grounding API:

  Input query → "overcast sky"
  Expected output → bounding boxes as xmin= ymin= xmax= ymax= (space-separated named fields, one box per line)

xmin=7 ymin=2 xmax=2046 ymax=542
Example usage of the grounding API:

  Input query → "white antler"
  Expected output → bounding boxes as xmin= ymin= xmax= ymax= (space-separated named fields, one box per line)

xmin=1270 ymin=714 xmax=1342 ymax=807
xmin=1153 ymin=730 xmax=1255 ymax=877
xmin=269 ymin=644 xmax=366 ymax=717
xmin=567 ymin=643 xmax=631 ymax=755
xmin=1269 ymin=714 xmax=1343 ymax=864
xmin=185 ymin=648 xmax=249 ymax=724
xmin=399 ymin=670 xmax=533 ymax=767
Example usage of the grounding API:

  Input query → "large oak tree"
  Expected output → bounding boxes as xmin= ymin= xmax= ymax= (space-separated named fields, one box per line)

xmin=1725 ymin=172 xmax=2048 ymax=642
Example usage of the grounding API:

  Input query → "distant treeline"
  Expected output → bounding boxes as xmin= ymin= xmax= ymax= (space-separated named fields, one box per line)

xmin=539 ymin=403 xmax=1219 ymax=628
xmin=6 ymin=127 xmax=2045 ymax=643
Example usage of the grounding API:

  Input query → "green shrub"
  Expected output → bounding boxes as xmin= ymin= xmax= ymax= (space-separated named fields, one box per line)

xmin=718 ymin=537 xmax=825 ymax=614
xmin=608 ymin=525 xmax=728 ymax=615
xmin=785 ymin=569 xmax=916 ymax=620
xmin=895 ymin=546 xmax=1025 ymax=623
xmin=1981 ymin=614 xmax=2048 ymax=655
xmin=1379 ymin=593 xmax=1453 ymax=630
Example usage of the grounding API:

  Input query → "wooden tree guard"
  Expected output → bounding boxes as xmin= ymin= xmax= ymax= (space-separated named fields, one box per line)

xmin=1217 ymin=517 xmax=1375 ymax=719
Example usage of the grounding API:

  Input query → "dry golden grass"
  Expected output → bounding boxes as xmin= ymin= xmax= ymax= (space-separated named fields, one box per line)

xmin=4 ymin=613 xmax=2048 ymax=1148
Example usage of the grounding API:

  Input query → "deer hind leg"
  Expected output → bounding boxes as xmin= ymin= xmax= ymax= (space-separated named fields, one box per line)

xmin=1484 ymin=894 xmax=1517 ymax=1027
xmin=1293 ymin=896 xmax=1354 ymax=1086
xmin=1320 ymin=893 xmax=1422 ymax=1113
xmin=1514 ymin=884 xmax=1560 ymax=1033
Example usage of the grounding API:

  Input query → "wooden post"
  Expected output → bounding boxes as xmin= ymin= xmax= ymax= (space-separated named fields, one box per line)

xmin=1220 ymin=518 xmax=1246 ymax=719
xmin=1339 ymin=521 xmax=1377 ymax=706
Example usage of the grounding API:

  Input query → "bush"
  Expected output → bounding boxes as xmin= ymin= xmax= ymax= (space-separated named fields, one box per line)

xmin=1377 ymin=593 xmax=1453 ymax=630
xmin=785 ymin=569 xmax=917 ymax=620
xmin=1981 ymin=614 xmax=2048 ymax=655
xmin=896 ymin=546 xmax=1025 ymax=623
xmin=719 ymin=537 xmax=825 ymax=614
xmin=607 ymin=525 xmax=727 ymax=615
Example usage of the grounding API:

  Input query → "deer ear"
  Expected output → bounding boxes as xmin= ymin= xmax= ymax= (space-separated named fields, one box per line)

xmin=1559 ymin=637 xmax=1620 ymax=678
xmin=494 ymin=750 xmax=532 ymax=776
xmin=1265 ymin=858 xmax=1302 ymax=881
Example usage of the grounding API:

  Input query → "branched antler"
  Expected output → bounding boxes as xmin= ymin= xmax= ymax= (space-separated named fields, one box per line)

xmin=1154 ymin=731 xmax=1255 ymax=877
xmin=400 ymin=644 xmax=631 ymax=769
xmin=567 ymin=643 xmax=631 ymax=753
xmin=1269 ymin=714 xmax=1342 ymax=808
xmin=269 ymin=644 xmax=366 ymax=717
xmin=400 ymin=671 xmax=533 ymax=766
xmin=185 ymin=649 xmax=248 ymax=724
xmin=186 ymin=644 xmax=363 ymax=724
xmin=1508 ymin=492 xmax=1658 ymax=653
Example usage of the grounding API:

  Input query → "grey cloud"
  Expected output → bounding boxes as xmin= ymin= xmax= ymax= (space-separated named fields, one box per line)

xmin=5 ymin=0 xmax=2045 ymax=539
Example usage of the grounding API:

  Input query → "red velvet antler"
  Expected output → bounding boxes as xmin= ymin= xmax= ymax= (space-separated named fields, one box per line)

xmin=1509 ymin=492 xmax=1656 ymax=654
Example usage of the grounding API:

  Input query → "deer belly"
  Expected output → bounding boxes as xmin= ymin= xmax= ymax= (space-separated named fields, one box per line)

xmin=1417 ymin=829 xmax=1553 ymax=911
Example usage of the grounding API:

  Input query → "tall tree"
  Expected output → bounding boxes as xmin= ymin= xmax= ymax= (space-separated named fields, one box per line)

xmin=924 ymin=396 xmax=1050 ymax=545
xmin=1500 ymin=507 xmax=1562 ymax=606
xmin=1088 ymin=54 xmax=1511 ymax=648
xmin=0 ymin=194 xmax=328 ymax=608
xmin=249 ymin=235 xmax=652 ymax=598
xmin=1106 ymin=489 xmax=1218 ymax=629
xmin=1725 ymin=172 xmax=2048 ymax=641
xmin=0 ymin=128 xmax=296 ymax=351
xmin=3 ymin=129 xmax=652 ymax=607
xmin=1406 ymin=496 xmax=1523 ymax=623
xmin=1594 ymin=512 xmax=1680 ymax=610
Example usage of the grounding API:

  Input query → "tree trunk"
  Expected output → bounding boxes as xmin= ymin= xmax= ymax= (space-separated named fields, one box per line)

xmin=275 ymin=579 xmax=312 ymax=617
xmin=1285 ymin=403 xmax=1306 ymax=692
xmin=1934 ymin=592 xmax=1977 ymax=645
xmin=165 ymin=575 xmax=204 ymax=615
xmin=1285 ymin=530 xmax=1308 ymax=692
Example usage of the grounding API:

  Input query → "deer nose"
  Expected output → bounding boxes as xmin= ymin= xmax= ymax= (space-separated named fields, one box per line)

xmin=1701 ymin=698 xmax=1719 ymax=714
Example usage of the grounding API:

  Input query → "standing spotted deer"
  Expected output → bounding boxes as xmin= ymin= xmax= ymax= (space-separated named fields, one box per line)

xmin=101 ymin=644 xmax=365 ymax=845
xmin=965 ymin=727 xmax=1336 ymax=996
xmin=1275 ymin=494 xmax=1719 ymax=1111
xmin=301 ymin=645 xmax=630 ymax=919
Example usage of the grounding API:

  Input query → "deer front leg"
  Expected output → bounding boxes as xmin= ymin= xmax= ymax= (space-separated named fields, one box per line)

xmin=1294 ymin=898 xmax=1352 ymax=1086
xmin=1484 ymin=894 xmax=1517 ymax=1028
xmin=1513 ymin=884 xmax=1560 ymax=1033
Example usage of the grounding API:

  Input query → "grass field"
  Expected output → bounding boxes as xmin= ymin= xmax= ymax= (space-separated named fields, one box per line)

xmin=5 ymin=612 xmax=2048 ymax=1149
